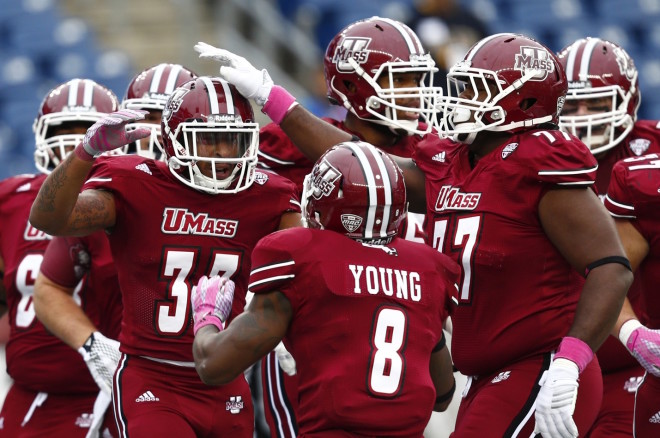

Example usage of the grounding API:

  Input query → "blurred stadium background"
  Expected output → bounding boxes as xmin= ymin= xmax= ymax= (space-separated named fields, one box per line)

xmin=1 ymin=0 xmax=660 ymax=179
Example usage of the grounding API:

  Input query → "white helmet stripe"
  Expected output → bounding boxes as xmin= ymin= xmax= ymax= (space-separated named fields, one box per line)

xmin=150 ymin=64 xmax=167 ymax=93
xmin=345 ymin=142 xmax=392 ymax=239
xmin=378 ymin=16 xmax=423 ymax=54
xmin=578 ymin=38 xmax=599 ymax=82
xmin=564 ymin=40 xmax=581 ymax=80
xmin=68 ymin=79 xmax=80 ymax=107
xmin=371 ymin=150 xmax=392 ymax=237
xmin=82 ymin=80 xmax=95 ymax=107
xmin=465 ymin=33 xmax=513 ymax=61
xmin=199 ymin=76 xmax=221 ymax=114
xmin=164 ymin=64 xmax=183 ymax=94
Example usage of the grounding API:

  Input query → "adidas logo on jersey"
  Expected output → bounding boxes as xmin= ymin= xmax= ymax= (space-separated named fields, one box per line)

xmin=650 ymin=411 xmax=660 ymax=424
xmin=16 ymin=182 xmax=31 ymax=192
xmin=75 ymin=413 xmax=93 ymax=428
xmin=226 ymin=396 xmax=244 ymax=414
xmin=432 ymin=152 xmax=446 ymax=162
xmin=491 ymin=371 xmax=511 ymax=383
xmin=135 ymin=391 xmax=159 ymax=402
xmin=135 ymin=163 xmax=152 ymax=175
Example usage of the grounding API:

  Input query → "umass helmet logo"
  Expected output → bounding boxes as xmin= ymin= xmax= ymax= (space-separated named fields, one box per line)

xmin=309 ymin=159 xmax=341 ymax=199
xmin=514 ymin=46 xmax=554 ymax=80
xmin=333 ymin=37 xmax=371 ymax=73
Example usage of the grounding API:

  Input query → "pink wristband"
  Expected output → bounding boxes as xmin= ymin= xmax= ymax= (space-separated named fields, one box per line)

xmin=555 ymin=336 xmax=593 ymax=373
xmin=193 ymin=314 xmax=224 ymax=336
xmin=74 ymin=143 xmax=95 ymax=162
xmin=262 ymin=85 xmax=298 ymax=125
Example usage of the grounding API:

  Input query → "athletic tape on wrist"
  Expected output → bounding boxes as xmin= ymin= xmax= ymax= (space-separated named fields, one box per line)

xmin=618 ymin=319 xmax=643 ymax=346
xmin=74 ymin=143 xmax=95 ymax=162
xmin=262 ymin=85 xmax=298 ymax=125
xmin=555 ymin=336 xmax=593 ymax=373
xmin=194 ymin=315 xmax=224 ymax=336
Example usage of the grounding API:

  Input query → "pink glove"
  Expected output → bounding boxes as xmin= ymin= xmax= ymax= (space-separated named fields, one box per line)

xmin=619 ymin=319 xmax=660 ymax=376
xmin=76 ymin=109 xmax=151 ymax=161
xmin=191 ymin=275 xmax=235 ymax=335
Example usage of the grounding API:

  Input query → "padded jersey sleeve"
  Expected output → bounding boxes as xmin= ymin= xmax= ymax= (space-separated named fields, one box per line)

xmin=248 ymin=228 xmax=312 ymax=309
xmin=519 ymin=130 xmax=598 ymax=187
xmin=605 ymin=154 xmax=660 ymax=220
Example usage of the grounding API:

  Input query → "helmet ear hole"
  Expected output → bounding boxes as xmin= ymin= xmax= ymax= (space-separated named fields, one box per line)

xmin=520 ymin=98 xmax=536 ymax=111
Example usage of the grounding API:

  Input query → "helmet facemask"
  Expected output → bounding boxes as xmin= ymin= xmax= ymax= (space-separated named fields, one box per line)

xmin=558 ymin=82 xmax=636 ymax=155
xmin=34 ymin=114 xmax=106 ymax=173
xmin=166 ymin=118 xmax=259 ymax=195
xmin=334 ymin=55 xmax=442 ymax=136
xmin=439 ymin=64 xmax=553 ymax=144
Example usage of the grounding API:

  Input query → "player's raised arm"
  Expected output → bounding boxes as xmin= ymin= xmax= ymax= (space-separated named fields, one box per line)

xmin=29 ymin=110 xmax=150 ymax=236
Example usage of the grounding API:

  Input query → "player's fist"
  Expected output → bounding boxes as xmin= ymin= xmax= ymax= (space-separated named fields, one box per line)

xmin=191 ymin=275 xmax=235 ymax=335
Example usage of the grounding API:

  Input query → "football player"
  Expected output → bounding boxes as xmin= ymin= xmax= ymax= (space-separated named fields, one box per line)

xmin=120 ymin=63 xmax=197 ymax=160
xmin=0 ymin=79 xmax=120 ymax=437
xmin=28 ymin=75 xmax=346 ymax=436
xmin=207 ymin=33 xmax=634 ymax=438
xmin=557 ymin=37 xmax=660 ymax=438
xmin=605 ymin=153 xmax=660 ymax=438
xmin=30 ymin=63 xmax=198 ymax=437
xmin=191 ymin=140 xmax=459 ymax=437
xmin=193 ymin=17 xmax=454 ymax=437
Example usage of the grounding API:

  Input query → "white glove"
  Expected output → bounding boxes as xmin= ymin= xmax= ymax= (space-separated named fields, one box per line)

xmin=275 ymin=341 xmax=296 ymax=376
xmin=194 ymin=41 xmax=273 ymax=106
xmin=533 ymin=358 xmax=580 ymax=438
xmin=78 ymin=332 xmax=121 ymax=396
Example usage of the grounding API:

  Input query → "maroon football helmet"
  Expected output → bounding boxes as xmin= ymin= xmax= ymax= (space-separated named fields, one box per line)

xmin=557 ymin=37 xmax=640 ymax=155
xmin=302 ymin=141 xmax=407 ymax=243
xmin=161 ymin=76 xmax=259 ymax=194
xmin=121 ymin=63 xmax=197 ymax=159
xmin=33 ymin=78 xmax=119 ymax=173
xmin=324 ymin=16 xmax=442 ymax=135
xmin=438 ymin=33 xmax=567 ymax=144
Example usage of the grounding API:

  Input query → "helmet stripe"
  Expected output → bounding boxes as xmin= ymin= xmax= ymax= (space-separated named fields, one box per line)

xmin=200 ymin=76 xmax=221 ymax=114
xmin=378 ymin=17 xmax=422 ymax=54
xmin=164 ymin=64 xmax=183 ymax=94
xmin=218 ymin=78 xmax=234 ymax=115
xmin=371 ymin=149 xmax=393 ymax=238
xmin=578 ymin=38 xmax=599 ymax=82
xmin=345 ymin=142 xmax=378 ymax=239
xmin=67 ymin=79 xmax=80 ymax=107
xmin=465 ymin=33 xmax=514 ymax=61
xmin=150 ymin=63 xmax=166 ymax=93
xmin=563 ymin=40 xmax=581 ymax=80
xmin=82 ymin=79 xmax=94 ymax=107
xmin=344 ymin=142 xmax=393 ymax=239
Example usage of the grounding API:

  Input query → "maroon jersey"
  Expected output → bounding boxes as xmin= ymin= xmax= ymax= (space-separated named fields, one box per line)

xmin=0 ymin=173 xmax=97 ymax=394
xmin=248 ymin=228 xmax=459 ymax=436
xmin=604 ymin=153 xmax=660 ymax=327
xmin=39 ymin=232 xmax=122 ymax=340
xmin=415 ymin=128 xmax=597 ymax=376
xmin=592 ymin=122 xmax=660 ymax=373
xmin=594 ymin=120 xmax=660 ymax=195
xmin=82 ymin=155 xmax=300 ymax=363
